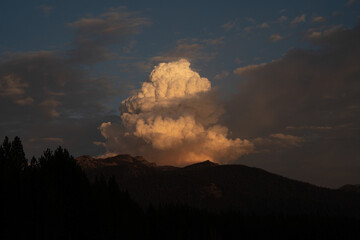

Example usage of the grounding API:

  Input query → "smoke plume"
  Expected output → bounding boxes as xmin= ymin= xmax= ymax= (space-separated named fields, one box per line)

xmin=98 ymin=59 xmax=253 ymax=165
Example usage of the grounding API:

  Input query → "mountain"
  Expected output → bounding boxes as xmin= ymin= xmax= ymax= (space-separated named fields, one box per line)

xmin=183 ymin=160 xmax=219 ymax=169
xmin=339 ymin=184 xmax=360 ymax=194
xmin=76 ymin=155 xmax=360 ymax=216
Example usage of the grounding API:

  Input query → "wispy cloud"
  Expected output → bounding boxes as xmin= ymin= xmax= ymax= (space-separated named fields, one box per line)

xmin=256 ymin=22 xmax=269 ymax=29
xmin=312 ymin=16 xmax=325 ymax=23
xmin=269 ymin=34 xmax=285 ymax=42
xmin=278 ymin=16 xmax=288 ymax=22
xmin=131 ymin=37 xmax=224 ymax=71
xmin=0 ymin=7 xmax=144 ymax=157
xmin=253 ymin=133 xmax=305 ymax=152
xmin=214 ymin=71 xmax=230 ymax=80
xmin=291 ymin=14 xmax=306 ymax=25
xmin=305 ymin=25 xmax=344 ymax=40
xmin=244 ymin=17 xmax=255 ymax=23
xmin=222 ymin=21 xmax=236 ymax=32
xmin=68 ymin=6 xmax=151 ymax=64
xmin=346 ymin=0 xmax=356 ymax=6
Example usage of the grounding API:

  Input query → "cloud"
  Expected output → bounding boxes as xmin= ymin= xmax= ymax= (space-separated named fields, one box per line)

xmin=98 ymin=59 xmax=254 ymax=165
xmin=0 ymin=6 xmax=146 ymax=158
xmin=253 ymin=133 xmax=305 ymax=152
xmin=256 ymin=22 xmax=269 ymax=29
xmin=269 ymin=133 xmax=304 ymax=146
xmin=0 ymin=51 xmax=116 ymax=119
xmin=15 ymin=97 xmax=34 ymax=106
xmin=312 ymin=16 xmax=325 ymax=23
xmin=346 ymin=0 xmax=356 ymax=6
xmin=132 ymin=37 xmax=224 ymax=72
xmin=278 ymin=16 xmax=288 ymax=22
xmin=0 ymin=74 xmax=28 ymax=97
xmin=0 ymin=51 xmax=123 ymax=159
xmin=227 ymin=25 xmax=360 ymax=187
xmin=234 ymin=63 xmax=267 ymax=75
xmin=222 ymin=21 xmax=236 ymax=31
xmin=291 ymin=14 xmax=306 ymax=25
xmin=68 ymin=6 xmax=151 ymax=63
xmin=244 ymin=26 xmax=252 ymax=33
xmin=269 ymin=34 xmax=285 ymax=42
xmin=244 ymin=17 xmax=255 ymax=23
xmin=231 ymin=25 xmax=360 ymax=137
xmin=286 ymin=125 xmax=334 ymax=132
xmin=214 ymin=71 xmax=229 ymax=80
xmin=305 ymin=25 xmax=344 ymax=40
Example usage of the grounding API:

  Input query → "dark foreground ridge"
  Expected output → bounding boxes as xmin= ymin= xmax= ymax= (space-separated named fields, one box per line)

xmin=77 ymin=154 xmax=360 ymax=216
xmin=1 ymin=137 xmax=360 ymax=239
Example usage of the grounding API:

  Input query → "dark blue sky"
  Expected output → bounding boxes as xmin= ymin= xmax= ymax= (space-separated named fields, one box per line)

xmin=0 ymin=0 xmax=359 ymax=187
xmin=1 ymin=0 xmax=358 ymax=84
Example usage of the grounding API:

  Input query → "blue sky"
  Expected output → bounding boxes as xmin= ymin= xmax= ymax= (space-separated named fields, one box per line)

xmin=1 ymin=0 xmax=358 ymax=85
xmin=0 ymin=0 xmax=359 ymax=187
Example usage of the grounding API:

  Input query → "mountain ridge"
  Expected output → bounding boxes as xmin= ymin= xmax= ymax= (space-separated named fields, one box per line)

xmin=76 ymin=154 xmax=360 ymax=216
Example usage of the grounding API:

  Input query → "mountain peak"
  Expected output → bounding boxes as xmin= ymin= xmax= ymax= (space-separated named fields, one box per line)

xmin=184 ymin=160 xmax=219 ymax=170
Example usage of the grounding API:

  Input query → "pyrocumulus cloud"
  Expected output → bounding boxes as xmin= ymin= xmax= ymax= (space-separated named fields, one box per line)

xmin=98 ymin=59 xmax=253 ymax=165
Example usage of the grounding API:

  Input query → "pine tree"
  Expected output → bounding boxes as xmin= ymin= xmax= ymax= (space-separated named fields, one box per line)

xmin=2 ymin=136 xmax=11 ymax=162
xmin=9 ymin=136 xmax=27 ymax=172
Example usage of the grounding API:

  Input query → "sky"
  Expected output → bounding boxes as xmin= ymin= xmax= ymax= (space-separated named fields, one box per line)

xmin=0 ymin=0 xmax=359 ymax=188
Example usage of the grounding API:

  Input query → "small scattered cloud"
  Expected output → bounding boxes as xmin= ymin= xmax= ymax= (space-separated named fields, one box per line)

xmin=0 ymin=74 xmax=28 ymax=97
xmin=269 ymin=133 xmax=305 ymax=146
xmin=15 ymin=97 xmax=34 ymax=106
xmin=346 ymin=0 xmax=356 ymax=6
xmin=234 ymin=63 xmax=267 ymax=76
xmin=279 ymin=9 xmax=286 ymax=13
xmin=291 ymin=14 xmax=306 ymax=25
xmin=312 ymin=16 xmax=325 ymax=23
xmin=286 ymin=126 xmax=333 ymax=131
xmin=214 ymin=71 xmax=229 ymax=80
xmin=244 ymin=26 xmax=252 ymax=32
xmin=278 ymin=16 xmax=288 ymax=22
xmin=269 ymin=34 xmax=285 ymax=42
xmin=39 ymin=99 xmax=61 ymax=118
xmin=244 ymin=17 xmax=255 ymax=23
xmin=222 ymin=21 xmax=236 ymax=32
xmin=305 ymin=25 xmax=344 ymax=40
xmin=307 ymin=31 xmax=322 ymax=39
xmin=256 ymin=22 xmax=269 ymax=29
xmin=253 ymin=133 xmax=305 ymax=152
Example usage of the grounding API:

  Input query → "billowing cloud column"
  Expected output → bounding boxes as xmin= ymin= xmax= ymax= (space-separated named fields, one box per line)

xmin=98 ymin=59 xmax=253 ymax=165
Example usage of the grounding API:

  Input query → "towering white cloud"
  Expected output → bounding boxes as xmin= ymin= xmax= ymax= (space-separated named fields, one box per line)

xmin=98 ymin=59 xmax=253 ymax=165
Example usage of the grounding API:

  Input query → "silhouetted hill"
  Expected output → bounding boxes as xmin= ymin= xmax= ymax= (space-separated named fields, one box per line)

xmin=183 ymin=160 xmax=219 ymax=170
xmin=76 ymin=155 xmax=360 ymax=217
xmin=339 ymin=184 xmax=360 ymax=194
